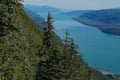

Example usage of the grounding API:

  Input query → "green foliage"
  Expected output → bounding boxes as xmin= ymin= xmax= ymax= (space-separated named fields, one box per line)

xmin=61 ymin=31 xmax=91 ymax=80
xmin=35 ymin=13 xmax=64 ymax=80
xmin=0 ymin=0 xmax=43 ymax=79
xmin=0 ymin=0 xmax=23 ymax=36
xmin=0 ymin=1 xmax=120 ymax=80
xmin=74 ymin=9 xmax=120 ymax=35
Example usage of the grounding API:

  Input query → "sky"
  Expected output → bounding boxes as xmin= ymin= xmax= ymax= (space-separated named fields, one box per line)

xmin=24 ymin=0 xmax=120 ymax=10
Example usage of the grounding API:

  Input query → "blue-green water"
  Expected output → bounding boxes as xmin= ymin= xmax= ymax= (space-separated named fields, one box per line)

xmin=38 ymin=13 xmax=120 ymax=74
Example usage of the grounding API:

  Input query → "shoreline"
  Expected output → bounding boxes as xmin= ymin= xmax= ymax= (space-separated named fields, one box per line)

xmin=72 ymin=17 xmax=120 ymax=36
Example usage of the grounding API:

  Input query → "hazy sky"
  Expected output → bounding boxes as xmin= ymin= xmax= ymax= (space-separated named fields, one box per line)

xmin=24 ymin=0 xmax=120 ymax=10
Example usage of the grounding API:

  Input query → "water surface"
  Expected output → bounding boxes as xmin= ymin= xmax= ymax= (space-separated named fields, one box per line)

xmin=38 ymin=13 xmax=120 ymax=74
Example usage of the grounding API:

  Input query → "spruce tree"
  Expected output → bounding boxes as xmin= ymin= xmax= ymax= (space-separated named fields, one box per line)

xmin=43 ymin=12 xmax=55 ymax=49
xmin=63 ymin=31 xmax=83 ymax=80
xmin=0 ymin=0 xmax=36 ymax=80
xmin=0 ymin=0 xmax=23 ymax=36
xmin=62 ymin=31 xmax=76 ymax=79
xmin=36 ymin=13 xmax=63 ymax=80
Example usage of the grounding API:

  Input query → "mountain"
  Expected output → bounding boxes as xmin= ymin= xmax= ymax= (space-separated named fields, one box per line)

xmin=73 ymin=9 xmax=120 ymax=35
xmin=0 ymin=1 xmax=120 ymax=80
xmin=22 ymin=7 xmax=120 ymax=80
xmin=80 ymin=9 xmax=120 ymax=24
xmin=24 ymin=5 xmax=62 ymax=14
xmin=0 ymin=1 xmax=44 ymax=79
xmin=62 ymin=10 xmax=93 ymax=17
xmin=24 ymin=8 xmax=45 ymax=28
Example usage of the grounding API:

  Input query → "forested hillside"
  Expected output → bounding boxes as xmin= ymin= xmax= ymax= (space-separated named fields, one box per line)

xmin=0 ymin=0 xmax=43 ymax=79
xmin=74 ymin=9 xmax=120 ymax=35
xmin=0 ymin=0 xmax=120 ymax=80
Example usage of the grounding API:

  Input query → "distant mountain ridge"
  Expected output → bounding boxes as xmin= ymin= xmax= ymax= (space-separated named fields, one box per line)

xmin=24 ymin=7 xmax=45 ymax=28
xmin=62 ymin=10 xmax=94 ymax=16
xmin=24 ymin=5 xmax=62 ymax=13
xmin=80 ymin=9 xmax=120 ymax=24
xmin=74 ymin=9 xmax=120 ymax=35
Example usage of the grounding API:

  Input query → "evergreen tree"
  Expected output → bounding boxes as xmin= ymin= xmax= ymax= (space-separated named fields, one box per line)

xmin=62 ymin=31 xmax=71 ymax=79
xmin=62 ymin=31 xmax=80 ymax=79
xmin=62 ymin=31 xmax=86 ymax=80
xmin=43 ymin=12 xmax=55 ymax=49
xmin=0 ymin=0 xmax=36 ymax=80
xmin=0 ymin=0 xmax=23 ymax=36
xmin=0 ymin=0 xmax=118 ymax=80
xmin=36 ymin=13 xmax=63 ymax=80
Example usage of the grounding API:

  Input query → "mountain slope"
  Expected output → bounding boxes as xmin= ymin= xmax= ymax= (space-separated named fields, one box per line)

xmin=24 ymin=8 xmax=45 ymax=28
xmin=73 ymin=9 xmax=120 ymax=35
xmin=24 ymin=5 xmax=62 ymax=13
xmin=23 ymin=8 xmax=120 ymax=80
xmin=0 ymin=1 xmax=44 ymax=79
xmin=0 ymin=1 xmax=120 ymax=80
xmin=80 ymin=9 xmax=120 ymax=24
xmin=0 ymin=1 xmax=90 ymax=80
xmin=63 ymin=10 xmax=93 ymax=16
